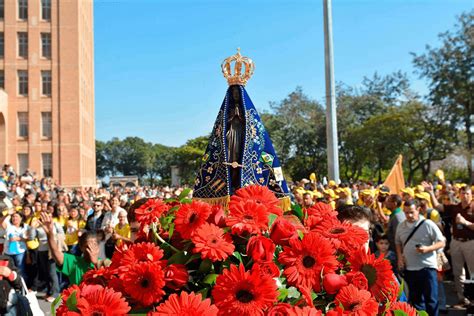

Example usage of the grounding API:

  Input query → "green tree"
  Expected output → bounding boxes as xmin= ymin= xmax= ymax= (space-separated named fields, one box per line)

xmin=95 ymin=140 xmax=109 ymax=178
xmin=412 ymin=10 xmax=474 ymax=180
xmin=262 ymin=87 xmax=327 ymax=180
xmin=174 ymin=136 xmax=209 ymax=184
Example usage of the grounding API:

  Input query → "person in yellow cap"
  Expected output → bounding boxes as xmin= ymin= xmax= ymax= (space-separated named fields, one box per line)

xmin=400 ymin=187 xmax=415 ymax=203
xmin=302 ymin=192 xmax=314 ymax=208
xmin=415 ymin=192 xmax=442 ymax=229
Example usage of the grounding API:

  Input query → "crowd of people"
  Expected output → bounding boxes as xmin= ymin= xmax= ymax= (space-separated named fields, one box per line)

xmin=292 ymin=178 xmax=474 ymax=314
xmin=0 ymin=163 xmax=473 ymax=315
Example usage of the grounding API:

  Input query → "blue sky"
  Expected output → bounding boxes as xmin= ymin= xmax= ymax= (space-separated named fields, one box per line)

xmin=94 ymin=0 xmax=471 ymax=147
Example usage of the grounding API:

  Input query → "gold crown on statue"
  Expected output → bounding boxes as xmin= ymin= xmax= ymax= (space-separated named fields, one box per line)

xmin=221 ymin=48 xmax=255 ymax=86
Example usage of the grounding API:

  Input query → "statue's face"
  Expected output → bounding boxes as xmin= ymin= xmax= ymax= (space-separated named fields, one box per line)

xmin=232 ymin=87 xmax=240 ymax=101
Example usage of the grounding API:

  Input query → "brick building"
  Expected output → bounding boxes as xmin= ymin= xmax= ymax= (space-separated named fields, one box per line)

xmin=0 ymin=0 xmax=95 ymax=187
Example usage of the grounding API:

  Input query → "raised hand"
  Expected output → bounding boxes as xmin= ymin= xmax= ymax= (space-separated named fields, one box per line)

xmin=39 ymin=212 xmax=54 ymax=235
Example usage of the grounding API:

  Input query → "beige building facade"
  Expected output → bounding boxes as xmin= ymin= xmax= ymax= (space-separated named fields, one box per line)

xmin=0 ymin=0 xmax=95 ymax=187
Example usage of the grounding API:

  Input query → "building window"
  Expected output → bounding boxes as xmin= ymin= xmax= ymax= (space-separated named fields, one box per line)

xmin=18 ymin=32 xmax=28 ymax=58
xmin=0 ymin=70 xmax=4 ymax=89
xmin=41 ymin=33 xmax=51 ymax=58
xmin=0 ymin=1 xmax=3 ymax=20
xmin=41 ymin=70 xmax=51 ymax=96
xmin=18 ymin=0 xmax=27 ymax=20
xmin=42 ymin=153 xmax=52 ymax=177
xmin=18 ymin=112 xmax=28 ymax=137
xmin=18 ymin=70 xmax=28 ymax=96
xmin=41 ymin=0 xmax=51 ymax=21
xmin=0 ymin=33 xmax=3 ymax=58
xmin=41 ymin=112 xmax=52 ymax=138
xmin=18 ymin=154 xmax=28 ymax=174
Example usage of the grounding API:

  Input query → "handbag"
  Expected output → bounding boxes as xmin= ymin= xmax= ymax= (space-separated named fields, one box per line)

xmin=437 ymin=251 xmax=451 ymax=271
xmin=19 ymin=277 xmax=43 ymax=316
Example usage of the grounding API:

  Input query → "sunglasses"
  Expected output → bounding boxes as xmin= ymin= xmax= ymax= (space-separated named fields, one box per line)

xmin=94 ymin=204 xmax=102 ymax=207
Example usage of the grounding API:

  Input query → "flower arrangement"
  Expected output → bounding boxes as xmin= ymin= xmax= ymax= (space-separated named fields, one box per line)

xmin=53 ymin=185 xmax=423 ymax=316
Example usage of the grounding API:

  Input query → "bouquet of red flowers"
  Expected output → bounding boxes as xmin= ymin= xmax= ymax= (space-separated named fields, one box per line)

xmin=53 ymin=185 xmax=423 ymax=316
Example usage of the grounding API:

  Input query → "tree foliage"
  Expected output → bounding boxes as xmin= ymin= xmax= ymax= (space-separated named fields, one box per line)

xmin=412 ymin=10 xmax=473 ymax=179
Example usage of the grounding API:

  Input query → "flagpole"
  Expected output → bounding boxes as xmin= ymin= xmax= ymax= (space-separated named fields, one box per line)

xmin=323 ymin=0 xmax=340 ymax=182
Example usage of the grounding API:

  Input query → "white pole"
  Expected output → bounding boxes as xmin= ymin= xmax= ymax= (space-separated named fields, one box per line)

xmin=323 ymin=0 xmax=340 ymax=182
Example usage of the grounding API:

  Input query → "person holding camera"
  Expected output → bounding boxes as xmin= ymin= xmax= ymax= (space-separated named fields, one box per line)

xmin=395 ymin=199 xmax=446 ymax=316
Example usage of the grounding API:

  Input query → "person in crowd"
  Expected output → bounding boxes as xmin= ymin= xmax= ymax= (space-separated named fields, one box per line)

xmin=0 ymin=253 xmax=22 ymax=315
xmin=23 ymin=204 xmax=40 ymax=290
xmin=1 ymin=212 xmax=28 ymax=282
xmin=29 ymin=208 xmax=64 ymax=302
xmin=386 ymin=194 xmax=405 ymax=253
xmin=65 ymin=205 xmax=86 ymax=256
xmin=85 ymin=199 xmax=105 ymax=232
xmin=396 ymin=199 xmax=446 ymax=316
xmin=430 ymin=184 xmax=474 ymax=308
xmin=40 ymin=212 xmax=100 ymax=285
xmin=375 ymin=234 xmax=397 ymax=273
xmin=113 ymin=210 xmax=131 ymax=246
xmin=302 ymin=192 xmax=314 ymax=208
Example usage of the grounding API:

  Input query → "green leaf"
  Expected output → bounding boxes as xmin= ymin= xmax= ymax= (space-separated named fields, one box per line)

xmin=167 ymin=251 xmax=187 ymax=265
xmin=291 ymin=204 xmax=304 ymax=220
xmin=417 ymin=311 xmax=429 ymax=316
xmin=199 ymin=259 xmax=212 ymax=273
xmin=178 ymin=188 xmax=192 ymax=201
xmin=203 ymin=273 xmax=218 ymax=285
xmin=233 ymin=251 xmax=243 ymax=264
xmin=287 ymin=286 xmax=301 ymax=299
xmin=66 ymin=291 xmax=79 ymax=312
xmin=185 ymin=253 xmax=201 ymax=265
xmin=297 ymin=230 xmax=305 ymax=239
xmin=51 ymin=294 xmax=62 ymax=315
xmin=397 ymin=278 xmax=405 ymax=299
xmin=168 ymin=223 xmax=175 ymax=239
xmin=197 ymin=287 xmax=209 ymax=299
xmin=277 ymin=288 xmax=289 ymax=301
xmin=268 ymin=213 xmax=278 ymax=228
xmin=393 ymin=311 xmax=409 ymax=316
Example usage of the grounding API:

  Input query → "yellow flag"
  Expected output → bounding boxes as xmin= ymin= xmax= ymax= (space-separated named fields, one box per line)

xmin=309 ymin=173 xmax=317 ymax=183
xmin=383 ymin=155 xmax=405 ymax=195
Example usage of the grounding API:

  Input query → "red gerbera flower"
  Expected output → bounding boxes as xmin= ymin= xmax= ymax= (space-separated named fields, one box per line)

xmin=305 ymin=202 xmax=337 ymax=222
xmin=134 ymin=198 xmax=169 ymax=225
xmin=212 ymin=264 xmax=278 ymax=315
xmin=191 ymin=222 xmax=235 ymax=262
xmin=226 ymin=200 xmax=269 ymax=235
xmin=151 ymin=291 xmax=218 ymax=316
xmin=111 ymin=242 xmax=165 ymax=268
xmin=231 ymin=185 xmax=283 ymax=216
xmin=121 ymin=262 xmax=165 ymax=306
xmin=81 ymin=266 xmax=117 ymax=286
xmin=164 ymin=264 xmax=189 ymax=290
xmin=345 ymin=271 xmax=368 ymax=290
xmin=278 ymin=232 xmax=338 ymax=292
xmin=293 ymin=306 xmax=324 ymax=316
xmin=174 ymin=200 xmax=213 ymax=239
xmin=334 ymin=284 xmax=378 ymax=316
xmin=58 ymin=284 xmax=131 ymax=316
xmin=388 ymin=302 xmax=417 ymax=316
xmin=311 ymin=218 xmax=368 ymax=253
xmin=267 ymin=304 xmax=323 ymax=316
xmin=349 ymin=247 xmax=398 ymax=302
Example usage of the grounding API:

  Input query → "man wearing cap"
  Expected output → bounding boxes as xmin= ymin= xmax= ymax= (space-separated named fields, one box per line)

xmin=401 ymin=187 xmax=415 ymax=203
xmin=429 ymin=184 xmax=474 ymax=307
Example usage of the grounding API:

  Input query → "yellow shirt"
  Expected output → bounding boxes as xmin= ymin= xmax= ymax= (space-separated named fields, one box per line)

xmin=114 ymin=223 xmax=131 ymax=245
xmin=65 ymin=219 xmax=86 ymax=246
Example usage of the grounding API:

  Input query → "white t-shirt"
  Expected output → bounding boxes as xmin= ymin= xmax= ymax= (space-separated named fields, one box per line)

xmin=4 ymin=223 xmax=28 ymax=255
